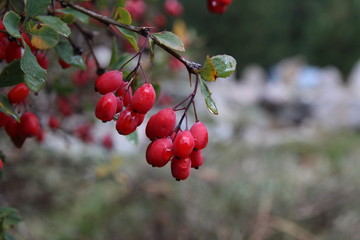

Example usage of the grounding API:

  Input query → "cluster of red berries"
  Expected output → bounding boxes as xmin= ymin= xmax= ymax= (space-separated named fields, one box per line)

xmin=207 ymin=0 xmax=233 ymax=14
xmin=0 ymin=83 xmax=41 ymax=148
xmin=145 ymin=107 xmax=208 ymax=181
xmin=94 ymin=70 xmax=156 ymax=135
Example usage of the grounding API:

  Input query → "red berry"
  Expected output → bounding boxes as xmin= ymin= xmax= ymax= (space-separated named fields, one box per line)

xmin=95 ymin=92 xmax=117 ymax=122
xmin=219 ymin=0 xmax=232 ymax=5
xmin=125 ymin=0 xmax=146 ymax=20
xmin=0 ymin=112 xmax=11 ymax=128
xmin=95 ymin=70 xmax=124 ymax=95
xmin=0 ymin=37 xmax=9 ymax=61
xmin=102 ymin=134 xmax=113 ymax=150
xmin=58 ymin=58 xmax=71 ymax=69
xmin=6 ymin=41 xmax=21 ymax=63
xmin=21 ymin=32 xmax=36 ymax=51
xmin=8 ymin=83 xmax=30 ymax=104
xmin=74 ymin=123 xmax=93 ymax=143
xmin=145 ymin=108 xmax=176 ymax=140
xmin=0 ymin=158 xmax=3 ymax=170
xmin=36 ymin=128 xmax=45 ymax=143
xmin=35 ymin=52 xmax=49 ymax=70
xmin=20 ymin=112 xmax=40 ymax=137
xmin=116 ymin=97 xmax=124 ymax=113
xmin=48 ymin=116 xmax=60 ymax=129
xmin=173 ymin=130 xmax=195 ymax=158
xmin=131 ymin=83 xmax=156 ymax=114
xmin=137 ymin=113 xmax=145 ymax=126
xmin=57 ymin=97 xmax=74 ymax=117
xmin=171 ymin=157 xmax=191 ymax=181
xmin=207 ymin=0 xmax=227 ymax=14
xmin=5 ymin=118 xmax=26 ymax=148
xmin=190 ymin=121 xmax=208 ymax=150
xmin=146 ymin=138 xmax=173 ymax=167
xmin=190 ymin=149 xmax=204 ymax=169
xmin=164 ymin=0 xmax=183 ymax=17
xmin=116 ymin=108 xmax=139 ymax=135
xmin=115 ymin=85 xmax=132 ymax=106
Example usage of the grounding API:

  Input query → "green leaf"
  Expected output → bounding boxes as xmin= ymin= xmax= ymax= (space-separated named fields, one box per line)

xmin=56 ymin=8 xmax=89 ymax=24
xmin=115 ymin=0 xmax=126 ymax=8
xmin=25 ymin=0 xmax=51 ymax=18
xmin=0 ymin=95 xmax=20 ymax=121
xmin=148 ymin=38 xmax=155 ymax=63
xmin=36 ymin=16 xmax=71 ymax=37
xmin=9 ymin=0 xmax=25 ymax=14
xmin=3 ymin=11 xmax=21 ymax=38
xmin=0 ymin=60 xmax=24 ymax=87
xmin=200 ymin=79 xmax=218 ymax=115
xmin=109 ymin=38 xmax=119 ymax=67
xmin=199 ymin=55 xmax=217 ymax=82
xmin=55 ymin=40 xmax=86 ymax=69
xmin=116 ymin=27 xmax=139 ymax=52
xmin=211 ymin=55 xmax=237 ymax=78
xmin=29 ymin=23 xmax=59 ymax=49
xmin=21 ymin=43 xmax=47 ymax=93
xmin=114 ymin=7 xmax=132 ymax=25
xmin=152 ymin=31 xmax=185 ymax=52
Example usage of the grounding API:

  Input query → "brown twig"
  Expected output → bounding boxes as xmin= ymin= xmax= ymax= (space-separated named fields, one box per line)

xmin=59 ymin=1 xmax=202 ymax=74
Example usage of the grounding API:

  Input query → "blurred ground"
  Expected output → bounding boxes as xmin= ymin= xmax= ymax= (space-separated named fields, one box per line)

xmin=1 ymin=57 xmax=360 ymax=240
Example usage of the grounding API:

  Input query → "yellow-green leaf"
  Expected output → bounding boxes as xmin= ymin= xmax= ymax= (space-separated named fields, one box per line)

xmin=29 ymin=23 xmax=59 ymax=49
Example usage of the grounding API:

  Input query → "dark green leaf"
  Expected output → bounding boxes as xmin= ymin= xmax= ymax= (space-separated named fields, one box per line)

xmin=55 ymin=40 xmax=86 ymax=69
xmin=9 ymin=0 xmax=25 ymax=14
xmin=56 ymin=8 xmax=89 ymax=24
xmin=29 ymin=24 xmax=59 ymax=49
xmin=152 ymin=31 xmax=185 ymax=52
xmin=25 ymin=0 xmax=51 ymax=18
xmin=0 ymin=60 xmax=24 ymax=87
xmin=21 ymin=44 xmax=47 ymax=93
xmin=116 ymin=27 xmax=139 ymax=52
xmin=211 ymin=55 xmax=237 ymax=78
xmin=199 ymin=55 xmax=217 ymax=82
xmin=114 ymin=7 xmax=132 ymax=25
xmin=3 ymin=11 xmax=21 ymax=38
xmin=109 ymin=38 xmax=119 ymax=67
xmin=0 ymin=95 xmax=20 ymax=121
xmin=200 ymin=79 xmax=218 ymax=115
xmin=36 ymin=16 xmax=71 ymax=37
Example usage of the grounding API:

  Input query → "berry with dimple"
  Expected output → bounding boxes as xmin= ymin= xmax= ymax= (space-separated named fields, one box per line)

xmin=146 ymin=138 xmax=173 ymax=167
xmin=116 ymin=108 xmax=139 ymax=135
xmin=8 ymin=83 xmax=30 ymax=104
xmin=95 ymin=70 xmax=124 ymax=95
xmin=20 ymin=112 xmax=40 ymax=137
xmin=171 ymin=157 xmax=191 ymax=181
xmin=190 ymin=150 xmax=204 ymax=169
xmin=164 ymin=0 xmax=183 ymax=17
xmin=48 ymin=116 xmax=61 ymax=129
xmin=131 ymin=83 xmax=156 ymax=114
xmin=173 ymin=130 xmax=195 ymax=158
xmin=145 ymin=108 xmax=176 ymax=140
xmin=190 ymin=121 xmax=208 ymax=150
xmin=95 ymin=92 xmax=117 ymax=122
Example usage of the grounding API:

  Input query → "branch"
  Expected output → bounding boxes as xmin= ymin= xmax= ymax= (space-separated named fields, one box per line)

xmin=59 ymin=1 xmax=202 ymax=74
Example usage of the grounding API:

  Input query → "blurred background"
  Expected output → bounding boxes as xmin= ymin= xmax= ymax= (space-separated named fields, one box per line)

xmin=1 ymin=0 xmax=360 ymax=239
